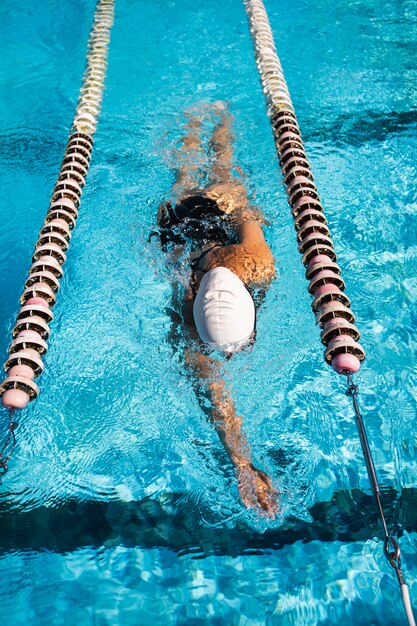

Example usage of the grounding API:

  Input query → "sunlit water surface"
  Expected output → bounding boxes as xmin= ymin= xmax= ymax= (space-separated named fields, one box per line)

xmin=0 ymin=0 xmax=416 ymax=624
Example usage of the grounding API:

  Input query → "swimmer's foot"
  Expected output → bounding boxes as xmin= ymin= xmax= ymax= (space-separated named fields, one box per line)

xmin=212 ymin=100 xmax=228 ymax=112
xmin=204 ymin=181 xmax=249 ymax=215
xmin=236 ymin=459 xmax=278 ymax=518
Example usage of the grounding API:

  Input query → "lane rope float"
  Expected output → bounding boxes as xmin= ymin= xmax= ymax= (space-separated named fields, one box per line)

xmin=243 ymin=0 xmax=416 ymax=623
xmin=0 ymin=0 xmax=115 ymax=473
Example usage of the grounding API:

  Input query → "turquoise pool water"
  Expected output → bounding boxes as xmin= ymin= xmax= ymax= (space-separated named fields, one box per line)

xmin=0 ymin=0 xmax=417 ymax=623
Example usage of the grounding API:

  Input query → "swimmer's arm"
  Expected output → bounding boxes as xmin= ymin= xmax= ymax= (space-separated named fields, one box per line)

xmin=240 ymin=216 xmax=277 ymax=289
xmin=237 ymin=219 xmax=267 ymax=244
xmin=234 ymin=208 xmax=276 ymax=273
xmin=190 ymin=352 xmax=249 ymax=467
xmin=186 ymin=350 xmax=278 ymax=517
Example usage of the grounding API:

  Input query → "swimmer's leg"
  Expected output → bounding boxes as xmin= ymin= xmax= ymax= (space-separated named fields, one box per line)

xmin=209 ymin=105 xmax=234 ymax=183
xmin=204 ymin=105 xmax=250 ymax=215
xmin=171 ymin=111 xmax=206 ymax=198
xmin=157 ymin=110 xmax=207 ymax=233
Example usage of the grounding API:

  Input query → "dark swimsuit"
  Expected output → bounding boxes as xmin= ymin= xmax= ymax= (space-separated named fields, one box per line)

xmin=157 ymin=193 xmax=237 ymax=252
xmin=157 ymin=193 xmax=239 ymax=302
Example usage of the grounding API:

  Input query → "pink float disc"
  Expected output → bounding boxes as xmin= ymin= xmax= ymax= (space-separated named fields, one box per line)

xmin=2 ymin=388 xmax=30 ymax=409
xmin=314 ymin=283 xmax=341 ymax=297
xmin=24 ymin=297 xmax=50 ymax=308
xmin=21 ymin=348 xmax=42 ymax=359
xmin=283 ymin=156 xmax=309 ymax=172
xmin=292 ymin=195 xmax=321 ymax=210
xmin=287 ymin=176 xmax=314 ymax=193
xmin=51 ymin=218 xmax=70 ymax=227
xmin=317 ymin=305 xmax=354 ymax=329
xmin=308 ymin=255 xmax=334 ymax=269
xmin=278 ymin=131 xmax=302 ymax=144
xmin=35 ymin=255 xmax=61 ymax=269
xmin=324 ymin=316 xmax=350 ymax=329
xmin=16 ymin=329 xmax=44 ymax=341
xmin=7 ymin=364 xmax=36 ymax=380
xmin=47 ymin=218 xmax=71 ymax=233
xmin=284 ymin=166 xmax=309 ymax=181
xmin=332 ymin=353 xmax=361 ymax=374
xmin=327 ymin=335 xmax=358 ymax=349
xmin=309 ymin=269 xmax=345 ymax=294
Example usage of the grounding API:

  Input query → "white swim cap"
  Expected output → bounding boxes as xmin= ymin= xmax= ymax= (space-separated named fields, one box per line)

xmin=193 ymin=267 xmax=256 ymax=353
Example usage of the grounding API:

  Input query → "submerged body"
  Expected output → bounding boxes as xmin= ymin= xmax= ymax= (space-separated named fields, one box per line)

xmin=157 ymin=104 xmax=277 ymax=516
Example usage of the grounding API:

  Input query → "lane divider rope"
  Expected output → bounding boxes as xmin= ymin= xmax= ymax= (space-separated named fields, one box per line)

xmin=0 ymin=0 xmax=115 ymax=470
xmin=243 ymin=1 xmax=415 ymax=624
xmin=244 ymin=0 xmax=364 ymax=375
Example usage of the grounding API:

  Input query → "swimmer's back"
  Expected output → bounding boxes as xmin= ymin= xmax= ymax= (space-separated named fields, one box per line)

xmin=199 ymin=240 xmax=275 ymax=287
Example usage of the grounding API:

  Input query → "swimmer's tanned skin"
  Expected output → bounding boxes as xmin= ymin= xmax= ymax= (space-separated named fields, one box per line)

xmin=158 ymin=104 xmax=278 ymax=517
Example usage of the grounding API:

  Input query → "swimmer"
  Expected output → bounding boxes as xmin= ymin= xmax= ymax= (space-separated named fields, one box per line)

xmin=156 ymin=103 xmax=278 ymax=517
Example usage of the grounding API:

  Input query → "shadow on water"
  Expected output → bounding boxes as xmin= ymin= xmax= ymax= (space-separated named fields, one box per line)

xmin=0 ymin=487 xmax=415 ymax=556
xmin=302 ymin=109 xmax=417 ymax=146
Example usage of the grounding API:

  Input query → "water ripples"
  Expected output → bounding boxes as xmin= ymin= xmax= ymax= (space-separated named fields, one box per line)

xmin=0 ymin=0 xmax=416 ymax=622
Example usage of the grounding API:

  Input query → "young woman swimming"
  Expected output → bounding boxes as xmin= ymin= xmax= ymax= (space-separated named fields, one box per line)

xmin=156 ymin=103 xmax=278 ymax=517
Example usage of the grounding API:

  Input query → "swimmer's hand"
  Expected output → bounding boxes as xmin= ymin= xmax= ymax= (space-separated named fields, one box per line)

xmin=236 ymin=459 xmax=278 ymax=518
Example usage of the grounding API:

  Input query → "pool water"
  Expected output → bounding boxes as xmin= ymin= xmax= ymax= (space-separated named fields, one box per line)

xmin=0 ymin=0 xmax=417 ymax=623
